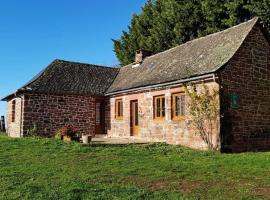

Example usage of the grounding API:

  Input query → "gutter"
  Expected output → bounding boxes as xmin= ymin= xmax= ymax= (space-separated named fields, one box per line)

xmin=105 ymin=73 xmax=216 ymax=96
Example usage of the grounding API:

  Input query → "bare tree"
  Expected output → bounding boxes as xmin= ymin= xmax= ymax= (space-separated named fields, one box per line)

xmin=185 ymin=84 xmax=220 ymax=150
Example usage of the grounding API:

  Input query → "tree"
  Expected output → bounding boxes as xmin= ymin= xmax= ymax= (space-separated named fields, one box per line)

xmin=113 ymin=0 xmax=204 ymax=66
xmin=248 ymin=0 xmax=270 ymax=32
xmin=113 ymin=0 xmax=270 ymax=66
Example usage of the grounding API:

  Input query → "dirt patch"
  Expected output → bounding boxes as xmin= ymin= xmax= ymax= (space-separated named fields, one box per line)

xmin=179 ymin=180 xmax=202 ymax=193
xmin=149 ymin=178 xmax=202 ymax=193
xmin=254 ymin=187 xmax=270 ymax=200
xmin=122 ymin=176 xmax=149 ymax=187
xmin=149 ymin=179 xmax=172 ymax=190
xmin=122 ymin=176 xmax=202 ymax=193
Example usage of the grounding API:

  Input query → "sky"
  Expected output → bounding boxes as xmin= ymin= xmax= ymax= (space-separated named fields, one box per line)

xmin=0 ymin=0 xmax=146 ymax=116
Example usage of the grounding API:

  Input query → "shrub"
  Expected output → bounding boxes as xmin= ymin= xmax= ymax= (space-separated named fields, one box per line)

xmin=54 ymin=125 xmax=79 ymax=141
xmin=185 ymin=84 xmax=220 ymax=150
xmin=26 ymin=124 xmax=38 ymax=137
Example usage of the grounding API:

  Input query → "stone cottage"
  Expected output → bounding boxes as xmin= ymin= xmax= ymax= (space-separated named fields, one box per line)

xmin=2 ymin=18 xmax=270 ymax=152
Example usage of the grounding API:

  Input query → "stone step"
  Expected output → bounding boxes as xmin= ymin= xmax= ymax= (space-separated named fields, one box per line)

xmin=94 ymin=134 xmax=108 ymax=138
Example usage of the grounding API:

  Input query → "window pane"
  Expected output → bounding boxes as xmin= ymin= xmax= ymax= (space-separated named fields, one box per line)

xmin=181 ymin=95 xmax=185 ymax=116
xmin=116 ymin=100 xmax=123 ymax=118
xmin=162 ymin=97 xmax=165 ymax=117
xmin=12 ymin=100 xmax=16 ymax=122
xmin=118 ymin=102 xmax=121 ymax=116
xmin=120 ymin=101 xmax=123 ymax=116
xmin=175 ymin=96 xmax=180 ymax=116
xmin=157 ymin=98 xmax=160 ymax=117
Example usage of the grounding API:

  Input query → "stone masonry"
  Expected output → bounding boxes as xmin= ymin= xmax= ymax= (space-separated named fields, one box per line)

xmin=219 ymin=23 xmax=270 ymax=152
xmin=108 ymin=82 xmax=220 ymax=150
xmin=6 ymin=96 xmax=23 ymax=137
xmin=7 ymin=93 xmax=99 ymax=137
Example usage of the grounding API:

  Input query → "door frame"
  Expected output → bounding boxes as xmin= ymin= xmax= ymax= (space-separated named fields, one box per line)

xmin=95 ymin=98 xmax=106 ymax=135
xmin=130 ymin=100 xmax=139 ymax=136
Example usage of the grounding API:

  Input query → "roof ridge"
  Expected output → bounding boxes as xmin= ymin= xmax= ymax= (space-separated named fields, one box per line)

xmin=54 ymin=59 xmax=119 ymax=70
xmin=21 ymin=58 xmax=119 ymax=91
xmin=133 ymin=17 xmax=259 ymax=65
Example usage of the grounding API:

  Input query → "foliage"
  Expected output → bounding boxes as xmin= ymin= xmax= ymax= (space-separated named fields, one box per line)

xmin=54 ymin=125 xmax=78 ymax=140
xmin=114 ymin=0 xmax=270 ymax=66
xmin=185 ymin=84 xmax=220 ymax=150
xmin=26 ymin=124 xmax=38 ymax=137
xmin=54 ymin=130 xmax=62 ymax=140
xmin=0 ymin=135 xmax=269 ymax=199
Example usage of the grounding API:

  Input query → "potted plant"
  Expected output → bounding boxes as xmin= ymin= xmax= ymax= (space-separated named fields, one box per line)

xmin=82 ymin=135 xmax=92 ymax=144
xmin=54 ymin=125 xmax=79 ymax=142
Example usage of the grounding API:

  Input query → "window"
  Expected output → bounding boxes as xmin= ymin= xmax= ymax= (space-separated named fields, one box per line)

xmin=172 ymin=93 xmax=185 ymax=120
xmin=154 ymin=95 xmax=165 ymax=120
xmin=11 ymin=100 xmax=16 ymax=122
xmin=115 ymin=99 xmax=123 ymax=120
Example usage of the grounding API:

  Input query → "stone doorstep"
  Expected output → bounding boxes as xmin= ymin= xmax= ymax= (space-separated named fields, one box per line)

xmin=94 ymin=134 xmax=108 ymax=138
xmin=92 ymin=137 xmax=164 ymax=144
xmin=91 ymin=136 xmax=165 ymax=144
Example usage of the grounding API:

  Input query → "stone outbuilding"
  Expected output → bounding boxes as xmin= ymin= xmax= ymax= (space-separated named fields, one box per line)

xmin=2 ymin=60 xmax=119 ymax=137
xmin=3 ymin=18 xmax=270 ymax=152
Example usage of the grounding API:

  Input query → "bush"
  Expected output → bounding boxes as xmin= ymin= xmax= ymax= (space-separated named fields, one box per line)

xmin=26 ymin=124 xmax=38 ymax=137
xmin=185 ymin=84 xmax=220 ymax=150
xmin=54 ymin=125 xmax=79 ymax=141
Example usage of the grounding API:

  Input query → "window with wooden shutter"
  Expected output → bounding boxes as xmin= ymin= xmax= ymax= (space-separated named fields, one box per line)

xmin=153 ymin=95 xmax=165 ymax=120
xmin=11 ymin=100 xmax=16 ymax=122
xmin=172 ymin=93 xmax=185 ymax=120
xmin=115 ymin=99 xmax=123 ymax=120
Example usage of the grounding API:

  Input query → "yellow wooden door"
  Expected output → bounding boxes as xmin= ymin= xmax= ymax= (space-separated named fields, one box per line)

xmin=131 ymin=101 xmax=139 ymax=136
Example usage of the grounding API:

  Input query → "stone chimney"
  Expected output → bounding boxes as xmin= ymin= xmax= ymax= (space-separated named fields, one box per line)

xmin=135 ymin=50 xmax=151 ymax=63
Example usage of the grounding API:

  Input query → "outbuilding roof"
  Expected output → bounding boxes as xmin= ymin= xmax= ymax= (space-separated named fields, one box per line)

xmin=106 ymin=17 xmax=260 ymax=94
xmin=2 ymin=60 xmax=119 ymax=100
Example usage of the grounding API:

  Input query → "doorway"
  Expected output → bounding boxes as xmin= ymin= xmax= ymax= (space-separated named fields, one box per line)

xmin=130 ymin=100 xmax=139 ymax=136
xmin=95 ymin=99 xmax=106 ymax=135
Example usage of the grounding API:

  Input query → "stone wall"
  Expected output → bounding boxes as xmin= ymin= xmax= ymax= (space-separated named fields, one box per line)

xmin=22 ymin=93 xmax=97 ymax=137
xmin=104 ymin=98 xmax=111 ymax=134
xmin=6 ymin=96 xmax=23 ymax=137
xmin=108 ymin=82 xmax=220 ymax=150
xmin=219 ymin=23 xmax=270 ymax=152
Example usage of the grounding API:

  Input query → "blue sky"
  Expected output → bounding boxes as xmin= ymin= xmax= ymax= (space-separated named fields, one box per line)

xmin=0 ymin=0 xmax=146 ymax=116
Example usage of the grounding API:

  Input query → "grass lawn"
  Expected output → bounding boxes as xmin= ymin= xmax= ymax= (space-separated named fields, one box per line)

xmin=0 ymin=136 xmax=269 ymax=200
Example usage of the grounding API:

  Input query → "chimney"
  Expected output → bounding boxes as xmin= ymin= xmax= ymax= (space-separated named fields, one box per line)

xmin=135 ymin=50 xmax=151 ymax=63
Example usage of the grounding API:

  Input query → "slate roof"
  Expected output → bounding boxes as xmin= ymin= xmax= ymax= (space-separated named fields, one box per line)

xmin=3 ymin=60 xmax=119 ymax=100
xmin=106 ymin=17 xmax=259 ymax=94
xmin=2 ymin=18 xmax=263 ymax=100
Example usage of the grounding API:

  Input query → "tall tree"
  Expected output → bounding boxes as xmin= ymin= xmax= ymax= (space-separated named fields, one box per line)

xmin=248 ymin=0 xmax=270 ymax=31
xmin=113 ymin=0 xmax=270 ymax=66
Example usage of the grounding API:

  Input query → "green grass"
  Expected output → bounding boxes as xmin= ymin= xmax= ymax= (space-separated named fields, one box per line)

xmin=0 ymin=136 xmax=269 ymax=200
